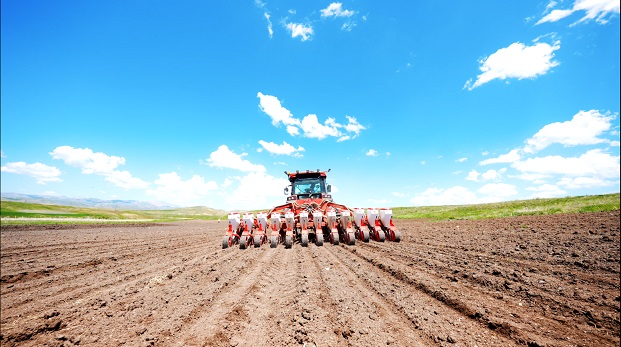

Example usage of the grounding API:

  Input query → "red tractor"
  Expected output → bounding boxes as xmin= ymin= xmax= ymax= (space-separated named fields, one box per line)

xmin=222 ymin=170 xmax=401 ymax=249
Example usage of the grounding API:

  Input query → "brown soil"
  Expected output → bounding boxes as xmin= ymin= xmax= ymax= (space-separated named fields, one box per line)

xmin=1 ymin=211 xmax=619 ymax=347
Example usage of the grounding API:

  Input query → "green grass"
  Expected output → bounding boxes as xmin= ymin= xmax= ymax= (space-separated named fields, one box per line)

xmin=2 ymin=193 xmax=619 ymax=225
xmin=0 ymin=201 xmax=228 ymax=225
xmin=392 ymin=193 xmax=620 ymax=220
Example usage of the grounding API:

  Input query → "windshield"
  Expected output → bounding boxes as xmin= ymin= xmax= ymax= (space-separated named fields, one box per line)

xmin=293 ymin=177 xmax=325 ymax=196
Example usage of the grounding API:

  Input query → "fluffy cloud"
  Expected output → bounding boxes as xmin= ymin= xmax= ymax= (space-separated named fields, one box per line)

xmin=456 ymin=157 xmax=468 ymax=162
xmin=479 ymin=149 xmax=522 ymax=165
xmin=464 ymin=39 xmax=560 ymax=90
xmin=321 ymin=3 xmax=355 ymax=17
xmin=146 ymin=172 xmax=218 ymax=206
xmin=410 ymin=186 xmax=478 ymax=206
xmin=257 ymin=93 xmax=366 ymax=141
xmin=105 ymin=170 xmax=149 ymax=190
xmin=466 ymin=170 xmax=480 ymax=181
xmin=537 ymin=0 xmax=620 ymax=25
xmin=512 ymin=149 xmax=620 ymax=179
xmin=206 ymin=145 xmax=266 ymax=172
xmin=481 ymin=168 xmax=507 ymax=181
xmin=257 ymin=92 xmax=300 ymax=128
xmin=477 ymin=183 xmax=518 ymax=200
xmin=50 ymin=146 xmax=148 ymax=189
xmin=223 ymin=171 xmax=290 ymax=211
xmin=526 ymin=184 xmax=568 ymax=198
xmin=258 ymin=140 xmax=305 ymax=157
xmin=557 ymin=176 xmax=619 ymax=189
xmin=285 ymin=22 xmax=313 ymax=41
xmin=254 ymin=0 xmax=273 ymax=38
xmin=366 ymin=149 xmax=379 ymax=157
xmin=466 ymin=169 xmax=506 ymax=182
xmin=300 ymin=114 xmax=341 ymax=139
xmin=1 ymin=162 xmax=62 ymax=184
xmin=524 ymin=110 xmax=616 ymax=153
xmin=50 ymin=146 xmax=124 ymax=174
xmin=411 ymin=184 xmax=519 ymax=206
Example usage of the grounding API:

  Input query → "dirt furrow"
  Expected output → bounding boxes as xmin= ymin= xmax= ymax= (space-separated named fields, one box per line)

xmin=1 ymin=214 xmax=618 ymax=347
xmin=312 ymin=244 xmax=430 ymax=346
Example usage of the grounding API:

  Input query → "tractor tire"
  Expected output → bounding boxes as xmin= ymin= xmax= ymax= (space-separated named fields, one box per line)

xmin=254 ymin=236 xmax=261 ymax=248
xmin=393 ymin=230 xmax=401 ymax=242
xmin=377 ymin=230 xmax=386 ymax=242
xmin=331 ymin=232 xmax=339 ymax=246
xmin=347 ymin=232 xmax=356 ymax=246
xmin=239 ymin=236 xmax=247 ymax=249
xmin=270 ymin=236 xmax=278 ymax=248
xmin=362 ymin=229 xmax=370 ymax=243
xmin=316 ymin=234 xmax=324 ymax=246
xmin=301 ymin=233 xmax=309 ymax=247
xmin=222 ymin=236 xmax=230 ymax=249
xmin=285 ymin=235 xmax=293 ymax=249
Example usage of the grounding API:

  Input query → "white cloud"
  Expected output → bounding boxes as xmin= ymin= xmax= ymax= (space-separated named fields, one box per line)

xmin=464 ymin=39 xmax=560 ymax=90
xmin=526 ymin=184 xmax=568 ymax=198
xmin=481 ymin=168 xmax=506 ymax=181
xmin=477 ymin=183 xmax=518 ymax=199
xmin=512 ymin=172 xmax=551 ymax=182
xmin=456 ymin=157 xmax=468 ymax=162
xmin=257 ymin=92 xmax=300 ymax=128
xmin=105 ymin=170 xmax=150 ymax=190
xmin=537 ymin=0 xmax=620 ymax=25
xmin=264 ymin=13 xmax=274 ymax=38
xmin=341 ymin=22 xmax=356 ymax=31
xmin=482 ymin=151 xmax=490 ymax=156
xmin=557 ymin=176 xmax=619 ymax=189
xmin=257 ymin=93 xmax=365 ymax=141
xmin=467 ymin=168 xmax=506 ymax=182
xmin=411 ymin=186 xmax=478 ymax=206
xmin=321 ymin=3 xmax=355 ymax=17
xmin=146 ymin=172 xmax=218 ymax=206
xmin=344 ymin=116 xmax=366 ymax=136
xmin=50 ymin=146 xmax=148 ymax=189
xmin=1 ymin=162 xmax=62 ymax=184
xmin=0 ymin=150 xmax=6 ymax=158
xmin=466 ymin=170 xmax=480 ymax=181
xmin=300 ymin=114 xmax=341 ymax=139
xmin=50 ymin=146 xmax=124 ymax=174
xmin=512 ymin=149 xmax=620 ymax=179
xmin=537 ymin=9 xmax=575 ymax=24
xmin=479 ymin=149 xmax=522 ymax=165
xmin=285 ymin=22 xmax=314 ymax=41
xmin=524 ymin=110 xmax=616 ymax=153
xmin=258 ymin=140 xmax=305 ymax=157
xmin=224 ymin=171 xmax=290 ymax=211
xmin=366 ymin=149 xmax=379 ymax=157
xmin=392 ymin=192 xmax=406 ymax=198
xmin=206 ymin=145 xmax=266 ymax=172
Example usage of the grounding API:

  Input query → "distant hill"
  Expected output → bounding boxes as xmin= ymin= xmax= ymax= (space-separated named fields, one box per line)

xmin=0 ymin=192 xmax=179 ymax=211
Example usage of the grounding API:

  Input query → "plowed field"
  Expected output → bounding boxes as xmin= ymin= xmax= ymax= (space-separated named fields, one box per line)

xmin=1 ymin=211 xmax=619 ymax=347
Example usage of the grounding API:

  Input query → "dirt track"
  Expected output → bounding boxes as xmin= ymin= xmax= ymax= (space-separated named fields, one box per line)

xmin=1 ymin=211 xmax=619 ymax=347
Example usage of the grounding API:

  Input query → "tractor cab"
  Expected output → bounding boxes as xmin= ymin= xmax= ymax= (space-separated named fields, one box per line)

xmin=284 ymin=170 xmax=332 ymax=201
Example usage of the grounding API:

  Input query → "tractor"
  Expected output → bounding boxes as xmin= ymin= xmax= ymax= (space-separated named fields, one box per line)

xmin=222 ymin=169 xmax=401 ymax=249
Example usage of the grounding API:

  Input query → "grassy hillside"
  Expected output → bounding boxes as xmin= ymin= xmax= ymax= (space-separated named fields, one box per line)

xmin=1 ymin=193 xmax=618 ymax=225
xmin=392 ymin=193 xmax=620 ymax=220
xmin=0 ymin=201 xmax=228 ymax=224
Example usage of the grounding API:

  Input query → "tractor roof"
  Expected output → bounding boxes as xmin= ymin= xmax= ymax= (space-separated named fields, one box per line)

xmin=285 ymin=170 xmax=328 ymax=182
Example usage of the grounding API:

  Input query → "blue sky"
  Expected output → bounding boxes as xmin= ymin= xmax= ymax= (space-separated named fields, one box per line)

xmin=1 ymin=0 xmax=620 ymax=211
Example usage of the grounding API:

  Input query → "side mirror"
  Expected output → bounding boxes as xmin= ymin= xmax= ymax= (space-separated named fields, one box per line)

xmin=284 ymin=186 xmax=289 ymax=195
xmin=326 ymin=184 xmax=331 ymax=193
